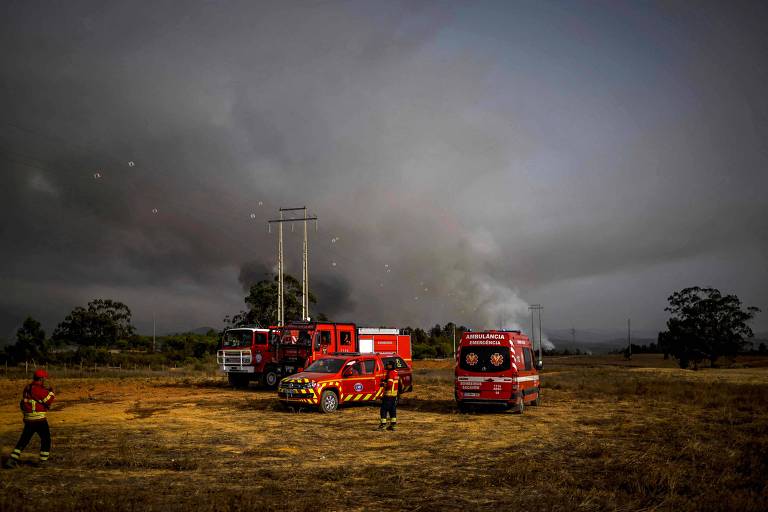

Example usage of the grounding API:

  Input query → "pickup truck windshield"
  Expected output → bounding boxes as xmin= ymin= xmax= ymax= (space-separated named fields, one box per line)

xmin=223 ymin=330 xmax=252 ymax=348
xmin=459 ymin=346 xmax=512 ymax=372
xmin=304 ymin=358 xmax=346 ymax=374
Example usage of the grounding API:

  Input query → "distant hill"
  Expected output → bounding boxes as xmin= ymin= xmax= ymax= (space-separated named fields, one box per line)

xmin=544 ymin=326 xmax=660 ymax=354
xmin=546 ymin=337 xmax=656 ymax=354
xmin=546 ymin=327 xmax=659 ymax=344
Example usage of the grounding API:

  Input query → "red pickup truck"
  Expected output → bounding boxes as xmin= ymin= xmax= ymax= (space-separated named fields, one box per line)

xmin=277 ymin=352 xmax=413 ymax=413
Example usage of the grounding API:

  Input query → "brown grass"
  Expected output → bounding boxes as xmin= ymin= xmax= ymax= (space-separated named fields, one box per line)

xmin=1 ymin=355 xmax=767 ymax=511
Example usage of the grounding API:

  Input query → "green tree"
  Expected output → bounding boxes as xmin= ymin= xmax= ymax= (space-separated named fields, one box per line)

xmin=229 ymin=274 xmax=317 ymax=327
xmin=53 ymin=299 xmax=136 ymax=346
xmin=658 ymin=287 xmax=760 ymax=368
xmin=13 ymin=316 xmax=48 ymax=362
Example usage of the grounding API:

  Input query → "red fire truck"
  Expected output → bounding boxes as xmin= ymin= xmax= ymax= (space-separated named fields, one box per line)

xmin=454 ymin=330 xmax=542 ymax=413
xmin=217 ymin=321 xmax=411 ymax=388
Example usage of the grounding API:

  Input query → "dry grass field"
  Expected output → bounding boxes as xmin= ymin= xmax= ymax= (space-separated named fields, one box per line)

xmin=1 ymin=355 xmax=767 ymax=511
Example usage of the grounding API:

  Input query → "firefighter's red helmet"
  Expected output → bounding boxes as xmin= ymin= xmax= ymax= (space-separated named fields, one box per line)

xmin=33 ymin=369 xmax=49 ymax=379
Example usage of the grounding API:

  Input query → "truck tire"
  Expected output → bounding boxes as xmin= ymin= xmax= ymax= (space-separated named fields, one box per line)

xmin=319 ymin=389 xmax=339 ymax=413
xmin=228 ymin=373 xmax=249 ymax=389
xmin=262 ymin=369 xmax=279 ymax=389
xmin=512 ymin=396 xmax=524 ymax=414
xmin=530 ymin=390 xmax=541 ymax=406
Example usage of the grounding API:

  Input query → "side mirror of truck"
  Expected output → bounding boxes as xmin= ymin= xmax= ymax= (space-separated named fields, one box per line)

xmin=535 ymin=360 xmax=543 ymax=371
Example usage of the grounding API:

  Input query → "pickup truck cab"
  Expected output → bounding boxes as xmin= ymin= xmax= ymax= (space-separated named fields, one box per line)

xmin=278 ymin=352 xmax=413 ymax=413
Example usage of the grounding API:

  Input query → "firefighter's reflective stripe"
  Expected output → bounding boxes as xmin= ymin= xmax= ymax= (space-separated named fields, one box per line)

xmin=39 ymin=451 xmax=50 ymax=461
xmin=10 ymin=449 xmax=21 ymax=461
xmin=23 ymin=399 xmax=47 ymax=420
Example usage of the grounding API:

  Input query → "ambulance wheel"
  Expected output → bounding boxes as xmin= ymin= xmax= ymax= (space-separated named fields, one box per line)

xmin=262 ymin=370 xmax=279 ymax=389
xmin=228 ymin=373 xmax=249 ymax=389
xmin=319 ymin=390 xmax=339 ymax=413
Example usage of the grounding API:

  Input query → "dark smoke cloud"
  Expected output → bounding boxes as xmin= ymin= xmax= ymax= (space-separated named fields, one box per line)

xmin=1 ymin=0 xmax=767 ymax=341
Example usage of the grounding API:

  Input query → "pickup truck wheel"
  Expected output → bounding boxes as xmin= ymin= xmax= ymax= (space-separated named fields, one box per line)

xmin=319 ymin=390 xmax=339 ymax=413
xmin=228 ymin=373 xmax=249 ymax=389
xmin=262 ymin=370 xmax=279 ymax=389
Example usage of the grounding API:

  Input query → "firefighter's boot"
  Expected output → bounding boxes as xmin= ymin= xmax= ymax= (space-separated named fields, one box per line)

xmin=4 ymin=450 xmax=21 ymax=469
xmin=387 ymin=419 xmax=397 ymax=431
xmin=33 ymin=451 xmax=49 ymax=468
xmin=377 ymin=419 xmax=388 ymax=431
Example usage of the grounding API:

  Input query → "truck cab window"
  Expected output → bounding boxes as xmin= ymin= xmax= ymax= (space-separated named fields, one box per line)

xmin=383 ymin=357 xmax=408 ymax=369
xmin=340 ymin=332 xmax=352 ymax=345
xmin=223 ymin=330 xmax=252 ymax=348
xmin=363 ymin=360 xmax=376 ymax=373
xmin=255 ymin=332 xmax=267 ymax=345
xmin=344 ymin=362 xmax=363 ymax=376
xmin=298 ymin=331 xmax=311 ymax=345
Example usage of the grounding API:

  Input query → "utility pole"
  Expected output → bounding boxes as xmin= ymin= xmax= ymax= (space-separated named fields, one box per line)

xmin=539 ymin=305 xmax=543 ymax=362
xmin=268 ymin=207 xmax=318 ymax=325
xmin=278 ymin=210 xmax=284 ymax=325
xmin=302 ymin=208 xmax=308 ymax=320
xmin=529 ymin=304 xmax=544 ymax=362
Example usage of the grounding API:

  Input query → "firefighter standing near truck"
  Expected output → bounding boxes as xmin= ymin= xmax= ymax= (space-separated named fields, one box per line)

xmin=377 ymin=360 xmax=399 ymax=431
xmin=4 ymin=369 xmax=55 ymax=468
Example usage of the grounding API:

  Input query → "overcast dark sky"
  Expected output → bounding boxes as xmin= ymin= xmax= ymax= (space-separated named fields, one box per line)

xmin=1 ymin=0 xmax=766 ymax=342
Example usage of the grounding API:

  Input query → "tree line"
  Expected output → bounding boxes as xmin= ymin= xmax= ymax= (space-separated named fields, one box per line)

xmin=3 ymin=282 xmax=762 ymax=368
xmin=3 ymin=299 xmax=220 ymax=367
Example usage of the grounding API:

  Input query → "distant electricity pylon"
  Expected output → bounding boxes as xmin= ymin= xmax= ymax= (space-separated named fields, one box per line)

xmin=529 ymin=304 xmax=544 ymax=363
xmin=268 ymin=207 xmax=318 ymax=325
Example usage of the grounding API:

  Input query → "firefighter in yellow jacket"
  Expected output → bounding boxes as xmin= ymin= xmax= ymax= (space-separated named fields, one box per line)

xmin=4 ymin=369 xmax=55 ymax=468
xmin=377 ymin=360 xmax=399 ymax=431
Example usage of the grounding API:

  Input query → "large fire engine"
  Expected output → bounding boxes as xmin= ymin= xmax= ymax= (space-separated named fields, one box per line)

xmin=216 ymin=321 xmax=412 ymax=388
xmin=454 ymin=330 xmax=542 ymax=413
xmin=278 ymin=352 xmax=413 ymax=413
